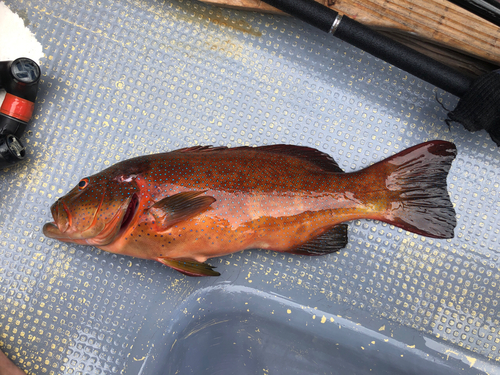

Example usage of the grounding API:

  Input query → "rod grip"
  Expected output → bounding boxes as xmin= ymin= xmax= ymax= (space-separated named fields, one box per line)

xmin=334 ymin=17 xmax=473 ymax=97
xmin=260 ymin=0 xmax=473 ymax=97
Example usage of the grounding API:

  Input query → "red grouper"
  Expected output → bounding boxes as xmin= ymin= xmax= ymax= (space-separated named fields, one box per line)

xmin=43 ymin=141 xmax=457 ymax=276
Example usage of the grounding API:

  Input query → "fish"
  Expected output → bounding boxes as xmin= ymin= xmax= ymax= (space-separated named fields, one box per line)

xmin=43 ymin=141 xmax=457 ymax=277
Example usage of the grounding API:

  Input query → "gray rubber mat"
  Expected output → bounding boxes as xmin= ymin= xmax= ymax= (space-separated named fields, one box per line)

xmin=1 ymin=0 xmax=499 ymax=374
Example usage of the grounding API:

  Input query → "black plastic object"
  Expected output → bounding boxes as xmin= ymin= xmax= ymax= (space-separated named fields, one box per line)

xmin=446 ymin=0 xmax=500 ymax=27
xmin=0 ymin=134 xmax=26 ymax=168
xmin=0 ymin=58 xmax=41 ymax=168
xmin=447 ymin=69 xmax=500 ymax=145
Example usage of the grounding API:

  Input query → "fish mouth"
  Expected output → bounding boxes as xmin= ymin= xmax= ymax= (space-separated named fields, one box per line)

xmin=53 ymin=200 xmax=71 ymax=232
xmin=43 ymin=221 xmax=66 ymax=239
xmin=43 ymin=193 xmax=139 ymax=245
xmin=43 ymin=200 xmax=71 ymax=240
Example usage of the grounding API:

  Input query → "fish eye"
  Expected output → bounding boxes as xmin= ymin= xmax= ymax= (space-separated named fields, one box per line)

xmin=78 ymin=178 xmax=89 ymax=190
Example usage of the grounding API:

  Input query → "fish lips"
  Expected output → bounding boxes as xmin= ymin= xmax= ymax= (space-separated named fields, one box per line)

xmin=43 ymin=200 xmax=71 ymax=239
xmin=43 ymin=222 xmax=62 ymax=238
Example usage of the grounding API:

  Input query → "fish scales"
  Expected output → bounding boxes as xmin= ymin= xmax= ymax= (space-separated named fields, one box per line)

xmin=43 ymin=142 xmax=457 ymax=276
xmin=122 ymin=149 xmax=348 ymax=257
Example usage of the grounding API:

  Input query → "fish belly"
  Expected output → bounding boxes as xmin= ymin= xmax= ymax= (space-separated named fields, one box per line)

xmin=128 ymin=195 xmax=364 ymax=262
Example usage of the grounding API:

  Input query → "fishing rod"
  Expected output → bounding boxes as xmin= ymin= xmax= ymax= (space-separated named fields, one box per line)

xmin=446 ymin=0 xmax=500 ymax=28
xmin=259 ymin=0 xmax=500 ymax=146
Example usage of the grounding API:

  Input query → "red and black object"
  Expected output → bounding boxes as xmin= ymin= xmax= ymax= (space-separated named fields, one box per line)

xmin=0 ymin=58 xmax=41 ymax=168
xmin=259 ymin=0 xmax=500 ymax=146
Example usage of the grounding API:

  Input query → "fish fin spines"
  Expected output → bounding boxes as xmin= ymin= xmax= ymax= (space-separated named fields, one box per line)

xmin=174 ymin=144 xmax=344 ymax=173
xmin=257 ymin=144 xmax=344 ymax=173
xmin=379 ymin=141 xmax=457 ymax=239
xmin=176 ymin=145 xmax=228 ymax=153
xmin=157 ymin=257 xmax=220 ymax=277
xmin=287 ymin=224 xmax=348 ymax=256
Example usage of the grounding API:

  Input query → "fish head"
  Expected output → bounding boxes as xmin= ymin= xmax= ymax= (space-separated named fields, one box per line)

xmin=43 ymin=167 xmax=141 ymax=247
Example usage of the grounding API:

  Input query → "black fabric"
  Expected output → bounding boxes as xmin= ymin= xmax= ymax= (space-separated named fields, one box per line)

xmin=260 ymin=0 xmax=338 ymax=33
xmin=447 ymin=70 xmax=500 ymax=146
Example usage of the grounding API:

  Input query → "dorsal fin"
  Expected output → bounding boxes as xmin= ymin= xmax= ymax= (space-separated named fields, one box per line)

xmin=176 ymin=145 xmax=228 ymax=153
xmin=257 ymin=145 xmax=344 ymax=173
xmin=174 ymin=144 xmax=344 ymax=173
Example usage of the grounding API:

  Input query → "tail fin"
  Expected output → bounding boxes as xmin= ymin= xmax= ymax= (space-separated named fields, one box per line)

xmin=371 ymin=141 xmax=457 ymax=238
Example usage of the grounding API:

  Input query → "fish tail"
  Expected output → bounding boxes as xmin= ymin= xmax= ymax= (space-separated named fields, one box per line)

xmin=368 ymin=141 xmax=457 ymax=238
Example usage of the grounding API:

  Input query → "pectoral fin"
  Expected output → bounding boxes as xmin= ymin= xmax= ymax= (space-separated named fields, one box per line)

xmin=157 ymin=257 xmax=220 ymax=277
xmin=149 ymin=191 xmax=216 ymax=231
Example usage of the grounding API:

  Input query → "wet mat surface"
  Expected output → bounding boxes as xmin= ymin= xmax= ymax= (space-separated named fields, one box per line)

xmin=0 ymin=0 xmax=499 ymax=374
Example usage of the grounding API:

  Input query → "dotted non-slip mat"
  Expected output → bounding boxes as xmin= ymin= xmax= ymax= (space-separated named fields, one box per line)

xmin=0 ymin=0 xmax=499 ymax=374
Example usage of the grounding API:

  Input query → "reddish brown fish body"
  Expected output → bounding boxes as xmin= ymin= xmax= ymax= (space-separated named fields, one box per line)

xmin=43 ymin=142 xmax=457 ymax=276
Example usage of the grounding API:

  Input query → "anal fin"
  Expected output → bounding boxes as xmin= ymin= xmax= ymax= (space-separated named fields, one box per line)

xmin=287 ymin=224 xmax=348 ymax=256
xmin=157 ymin=257 xmax=220 ymax=277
